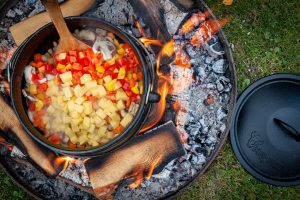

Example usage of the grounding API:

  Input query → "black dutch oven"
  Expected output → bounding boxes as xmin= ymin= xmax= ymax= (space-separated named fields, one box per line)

xmin=231 ymin=74 xmax=300 ymax=186
xmin=10 ymin=17 xmax=160 ymax=157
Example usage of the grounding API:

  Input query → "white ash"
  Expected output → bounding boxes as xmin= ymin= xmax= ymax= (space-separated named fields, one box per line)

xmin=10 ymin=146 xmax=25 ymax=158
xmin=160 ymin=0 xmax=188 ymax=35
xmin=85 ymin=0 xmax=134 ymax=25
xmin=4 ymin=157 xmax=96 ymax=200
xmin=59 ymin=159 xmax=91 ymax=187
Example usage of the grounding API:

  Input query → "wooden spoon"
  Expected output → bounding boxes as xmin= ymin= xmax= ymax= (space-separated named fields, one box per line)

xmin=42 ymin=0 xmax=90 ymax=54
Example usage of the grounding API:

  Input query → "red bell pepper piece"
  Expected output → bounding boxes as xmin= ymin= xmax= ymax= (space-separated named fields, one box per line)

xmin=69 ymin=50 xmax=77 ymax=57
xmin=34 ymin=54 xmax=43 ymax=62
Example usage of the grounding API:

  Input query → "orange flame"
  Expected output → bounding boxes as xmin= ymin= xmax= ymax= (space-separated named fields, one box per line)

xmin=129 ymin=154 xmax=163 ymax=189
xmin=146 ymin=154 xmax=163 ymax=180
xmin=129 ymin=166 xmax=144 ymax=189
xmin=54 ymin=156 xmax=77 ymax=172
xmin=134 ymin=17 xmax=146 ymax=38
xmin=139 ymin=38 xmax=163 ymax=47
xmin=140 ymin=79 xmax=169 ymax=133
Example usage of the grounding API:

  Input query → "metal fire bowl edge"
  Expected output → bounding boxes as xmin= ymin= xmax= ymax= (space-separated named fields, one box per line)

xmin=0 ymin=0 xmax=237 ymax=199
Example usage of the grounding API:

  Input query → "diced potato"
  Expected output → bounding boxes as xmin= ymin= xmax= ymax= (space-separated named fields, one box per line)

xmin=70 ymin=136 xmax=78 ymax=144
xmin=70 ymin=111 xmax=80 ymax=119
xmin=62 ymin=116 xmax=72 ymax=124
xmin=88 ymin=124 xmax=96 ymax=133
xmin=106 ymin=132 xmax=114 ymax=139
xmin=83 ymin=101 xmax=93 ymax=115
xmin=93 ymin=116 xmax=103 ymax=126
xmin=96 ymin=108 xmax=107 ymax=119
xmin=83 ymin=117 xmax=91 ymax=129
xmin=71 ymin=123 xmax=80 ymax=132
xmin=67 ymin=100 xmax=75 ymax=112
xmin=91 ymin=141 xmax=99 ymax=147
xmin=59 ymin=71 xmax=72 ymax=83
xmin=71 ymin=117 xmax=82 ymax=126
xmin=47 ymin=105 xmax=55 ymax=114
xmin=73 ymin=85 xmax=86 ymax=97
xmin=98 ymin=98 xmax=117 ymax=113
xmin=120 ymin=110 xmax=127 ymax=117
xmin=91 ymin=85 xmax=107 ymax=98
xmin=108 ymin=113 xmax=121 ymax=122
xmin=74 ymin=104 xmax=84 ymax=113
xmin=120 ymin=113 xmax=133 ymax=127
xmin=78 ymin=135 xmax=88 ymax=145
xmin=110 ymin=120 xmax=119 ymax=129
xmin=116 ymin=89 xmax=129 ymax=101
xmin=117 ymin=100 xmax=125 ymax=110
xmin=103 ymin=75 xmax=112 ymax=83
xmin=61 ymin=81 xmax=73 ymax=87
xmin=98 ymin=126 xmax=107 ymax=137
xmin=85 ymin=80 xmax=97 ymax=90
xmin=80 ymin=74 xmax=92 ymax=84
xmin=75 ymin=97 xmax=87 ymax=105
xmin=63 ymin=86 xmax=73 ymax=98
xmin=115 ymin=81 xmax=122 ymax=90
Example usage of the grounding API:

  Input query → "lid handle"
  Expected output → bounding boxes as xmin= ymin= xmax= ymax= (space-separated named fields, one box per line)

xmin=273 ymin=118 xmax=300 ymax=142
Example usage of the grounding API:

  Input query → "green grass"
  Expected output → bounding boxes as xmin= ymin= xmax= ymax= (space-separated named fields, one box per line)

xmin=0 ymin=0 xmax=300 ymax=199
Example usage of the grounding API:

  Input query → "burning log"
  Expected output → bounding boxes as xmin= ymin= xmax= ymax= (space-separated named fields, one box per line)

xmin=84 ymin=121 xmax=185 ymax=198
xmin=0 ymin=97 xmax=61 ymax=176
xmin=170 ymin=0 xmax=195 ymax=12
xmin=128 ymin=0 xmax=171 ymax=44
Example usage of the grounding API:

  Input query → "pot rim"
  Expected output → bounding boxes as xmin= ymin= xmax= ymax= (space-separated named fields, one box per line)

xmin=10 ymin=16 xmax=155 ymax=157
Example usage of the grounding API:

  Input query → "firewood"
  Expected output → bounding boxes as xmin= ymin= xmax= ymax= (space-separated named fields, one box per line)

xmin=170 ymin=0 xmax=195 ymax=12
xmin=128 ymin=0 xmax=171 ymax=44
xmin=84 ymin=121 xmax=185 ymax=198
xmin=0 ymin=97 xmax=60 ymax=176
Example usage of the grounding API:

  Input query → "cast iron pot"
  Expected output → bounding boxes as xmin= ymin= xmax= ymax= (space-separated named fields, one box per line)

xmin=10 ymin=17 xmax=159 ymax=157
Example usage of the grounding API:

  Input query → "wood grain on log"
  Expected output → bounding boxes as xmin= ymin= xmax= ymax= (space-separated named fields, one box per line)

xmin=0 ymin=97 xmax=60 ymax=176
xmin=128 ymin=0 xmax=171 ymax=43
xmin=85 ymin=121 xmax=185 ymax=198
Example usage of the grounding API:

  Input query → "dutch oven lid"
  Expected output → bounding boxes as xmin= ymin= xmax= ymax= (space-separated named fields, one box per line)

xmin=230 ymin=74 xmax=300 ymax=186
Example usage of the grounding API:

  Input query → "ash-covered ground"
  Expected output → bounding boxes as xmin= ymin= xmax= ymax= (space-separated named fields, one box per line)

xmin=0 ymin=0 xmax=233 ymax=199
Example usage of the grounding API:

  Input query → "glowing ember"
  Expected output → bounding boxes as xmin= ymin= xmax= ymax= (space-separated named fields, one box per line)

xmin=54 ymin=156 xmax=77 ymax=172
xmin=0 ymin=137 xmax=13 ymax=151
xmin=179 ymin=11 xmax=210 ymax=34
xmin=129 ymin=167 xmax=144 ymax=189
xmin=191 ymin=18 xmax=229 ymax=47
xmin=134 ymin=17 xmax=146 ymax=38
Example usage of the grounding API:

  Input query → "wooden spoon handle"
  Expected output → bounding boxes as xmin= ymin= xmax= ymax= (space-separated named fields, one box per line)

xmin=41 ymin=0 xmax=73 ymax=41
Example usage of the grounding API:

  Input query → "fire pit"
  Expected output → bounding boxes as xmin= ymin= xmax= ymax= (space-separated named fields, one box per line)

xmin=0 ymin=0 xmax=236 ymax=199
